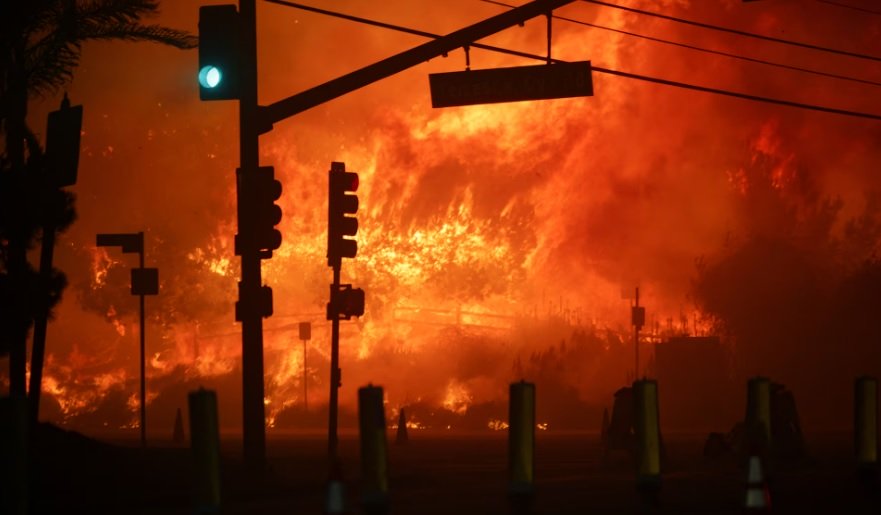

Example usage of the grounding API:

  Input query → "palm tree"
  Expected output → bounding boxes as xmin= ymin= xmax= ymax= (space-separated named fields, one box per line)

xmin=0 ymin=0 xmax=196 ymax=402
xmin=2 ymin=4 xmax=195 ymax=511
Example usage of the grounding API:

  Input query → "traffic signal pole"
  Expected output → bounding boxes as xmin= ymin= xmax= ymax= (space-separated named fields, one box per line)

xmin=138 ymin=238 xmax=147 ymax=449
xmin=328 ymin=265 xmax=341 ymax=460
xmin=208 ymin=0 xmax=577 ymax=472
xmin=238 ymin=0 xmax=267 ymax=472
xmin=259 ymin=0 xmax=577 ymax=129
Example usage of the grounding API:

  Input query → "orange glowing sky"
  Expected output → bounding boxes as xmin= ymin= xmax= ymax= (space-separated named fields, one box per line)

xmin=8 ymin=0 xmax=881 ymax=433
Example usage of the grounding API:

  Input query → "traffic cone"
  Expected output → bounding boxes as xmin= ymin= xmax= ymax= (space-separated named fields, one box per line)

xmin=395 ymin=408 xmax=408 ymax=445
xmin=744 ymin=455 xmax=771 ymax=512
xmin=324 ymin=460 xmax=346 ymax=515
xmin=172 ymin=407 xmax=185 ymax=445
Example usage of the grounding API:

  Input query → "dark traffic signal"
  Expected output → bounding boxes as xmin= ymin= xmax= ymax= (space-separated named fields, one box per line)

xmin=198 ymin=5 xmax=241 ymax=101
xmin=327 ymin=284 xmax=365 ymax=320
xmin=237 ymin=166 xmax=282 ymax=259
xmin=236 ymin=284 xmax=273 ymax=321
xmin=327 ymin=162 xmax=359 ymax=267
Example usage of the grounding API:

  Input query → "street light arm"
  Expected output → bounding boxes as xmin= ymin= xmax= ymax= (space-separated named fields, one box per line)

xmin=96 ymin=232 xmax=144 ymax=254
xmin=260 ymin=0 xmax=576 ymax=130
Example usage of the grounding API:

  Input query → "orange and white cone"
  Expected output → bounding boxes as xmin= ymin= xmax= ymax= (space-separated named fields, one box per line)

xmin=744 ymin=455 xmax=771 ymax=512
xmin=325 ymin=461 xmax=346 ymax=515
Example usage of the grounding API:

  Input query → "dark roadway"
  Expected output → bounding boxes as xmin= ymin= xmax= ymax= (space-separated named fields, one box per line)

xmin=27 ymin=428 xmax=881 ymax=514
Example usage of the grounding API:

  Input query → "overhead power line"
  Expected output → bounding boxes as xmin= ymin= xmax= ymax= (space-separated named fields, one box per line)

xmin=817 ymin=0 xmax=881 ymax=16
xmin=263 ymin=0 xmax=881 ymax=121
xmin=582 ymin=0 xmax=881 ymax=63
xmin=483 ymin=0 xmax=881 ymax=88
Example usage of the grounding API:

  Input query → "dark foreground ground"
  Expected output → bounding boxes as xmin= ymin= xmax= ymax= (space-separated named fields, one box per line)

xmin=25 ymin=426 xmax=881 ymax=514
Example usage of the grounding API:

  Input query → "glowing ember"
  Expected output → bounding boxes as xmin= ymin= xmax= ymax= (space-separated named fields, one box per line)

xmin=488 ymin=419 xmax=509 ymax=431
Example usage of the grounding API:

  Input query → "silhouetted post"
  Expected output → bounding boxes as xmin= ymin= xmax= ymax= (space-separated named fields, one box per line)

xmin=173 ymin=407 xmax=185 ymax=445
xmin=395 ymin=408 xmax=409 ymax=445
xmin=855 ymin=376 xmax=878 ymax=481
xmin=359 ymin=385 xmax=390 ymax=514
xmin=299 ymin=322 xmax=311 ymax=411
xmin=2 ymin=396 xmax=28 ymax=515
xmin=631 ymin=287 xmax=645 ymax=380
xmin=5 ymin=38 xmax=29 ymax=515
xmin=138 ymin=247 xmax=146 ymax=445
xmin=326 ymin=162 xmax=364 ymax=459
xmin=236 ymin=0 xmax=268 ymax=474
xmin=509 ymin=381 xmax=535 ymax=513
xmin=29 ymin=94 xmax=83 ymax=428
xmin=634 ymin=379 xmax=662 ymax=504
xmin=96 ymin=232 xmax=158 ymax=448
xmin=746 ymin=377 xmax=772 ymax=455
xmin=328 ymin=264 xmax=342 ymax=458
xmin=189 ymin=389 xmax=221 ymax=514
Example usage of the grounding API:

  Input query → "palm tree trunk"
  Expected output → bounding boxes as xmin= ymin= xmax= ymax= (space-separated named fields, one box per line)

xmin=4 ymin=34 xmax=31 ymax=515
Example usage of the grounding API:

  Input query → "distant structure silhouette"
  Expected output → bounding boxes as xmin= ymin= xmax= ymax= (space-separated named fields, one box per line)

xmin=396 ymin=408 xmax=408 ymax=445
xmin=173 ymin=407 xmax=185 ymax=445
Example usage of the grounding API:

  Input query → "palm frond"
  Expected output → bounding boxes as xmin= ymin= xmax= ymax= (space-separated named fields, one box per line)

xmin=22 ymin=1 xmax=196 ymax=96
xmin=76 ymin=21 xmax=197 ymax=49
xmin=25 ymin=39 xmax=80 ymax=96
xmin=76 ymin=0 xmax=162 ymax=25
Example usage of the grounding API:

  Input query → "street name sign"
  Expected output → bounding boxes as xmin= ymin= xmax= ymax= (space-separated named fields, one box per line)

xmin=429 ymin=61 xmax=593 ymax=108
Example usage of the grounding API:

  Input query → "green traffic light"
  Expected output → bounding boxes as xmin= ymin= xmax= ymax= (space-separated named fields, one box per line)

xmin=198 ymin=65 xmax=222 ymax=89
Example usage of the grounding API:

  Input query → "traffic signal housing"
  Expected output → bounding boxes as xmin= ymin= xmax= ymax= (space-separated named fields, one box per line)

xmin=198 ymin=5 xmax=241 ymax=101
xmin=327 ymin=162 xmax=359 ymax=267
xmin=237 ymin=166 xmax=282 ymax=259
xmin=327 ymin=284 xmax=365 ymax=321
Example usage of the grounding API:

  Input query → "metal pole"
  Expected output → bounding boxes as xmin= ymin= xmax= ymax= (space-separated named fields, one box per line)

xmin=139 ymin=235 xmax=146 ymax=449
xmin=634 ymin=287 xmax=640 ymax=381
xmin=29 ymin=222 xmax=57 ymax=427
xmin=328 ymin=266 xmax=341 ymax=459
xmin=303 ymin=337 xmax=308 ymax=411
xmin=238 ymin=0 xmax=267 ymax=471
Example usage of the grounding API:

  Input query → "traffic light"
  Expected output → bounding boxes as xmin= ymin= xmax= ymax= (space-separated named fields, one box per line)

xmin=237 ymin=166 xmax=282 ymax=258
xmin=198 ymin=5 xmax=241 ymax=101
xmin=327 ymin=284 xmax=365 ymax=320
xmin=327 ymin=162 xmax=359 ymax=267
xmin=235 ymin=284 xmax=273 ymax=320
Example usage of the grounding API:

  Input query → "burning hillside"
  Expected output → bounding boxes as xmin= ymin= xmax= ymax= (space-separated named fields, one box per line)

xmin=6 ymin=0 xmax=881 ymax=434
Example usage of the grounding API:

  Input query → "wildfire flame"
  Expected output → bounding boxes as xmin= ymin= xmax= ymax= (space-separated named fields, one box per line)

xmin=18 ymin=0 xmax=881 ymax=435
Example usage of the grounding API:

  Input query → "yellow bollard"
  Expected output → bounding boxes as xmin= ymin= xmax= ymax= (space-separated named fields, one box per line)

xmin=359 ymin=384 xmax=389 ymax=514
xmin=633 ymin=379 xmax=661 ymax=498
xmin=855 ymin=376 xmax=878 ymax=471
xmin=508 ymin=380 xmax=535 ymax=507
xmin=188 ymin=388 xmax=221 ymax=514
xmin=746 ymin=377 xmax=772 ymax=452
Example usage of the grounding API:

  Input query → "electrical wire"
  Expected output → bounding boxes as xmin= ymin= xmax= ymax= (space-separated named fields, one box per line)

xmin=483 ymin=0 xmax=881 ymax=88
xmin=816 ymin=0 xmax=881 ymax=16
xmin=582 ymin=0 xmax=881 ymax=63
xmin=263 ymin=0 xmax=881 ymax=121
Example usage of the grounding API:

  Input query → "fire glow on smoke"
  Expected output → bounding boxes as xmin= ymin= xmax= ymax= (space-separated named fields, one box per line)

xmin=11 ymin=0 xmax=881 ymax=433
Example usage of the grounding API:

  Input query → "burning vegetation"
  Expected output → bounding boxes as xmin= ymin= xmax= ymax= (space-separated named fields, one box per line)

xmin=6 ymin=0 xmax=881 ymax=435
